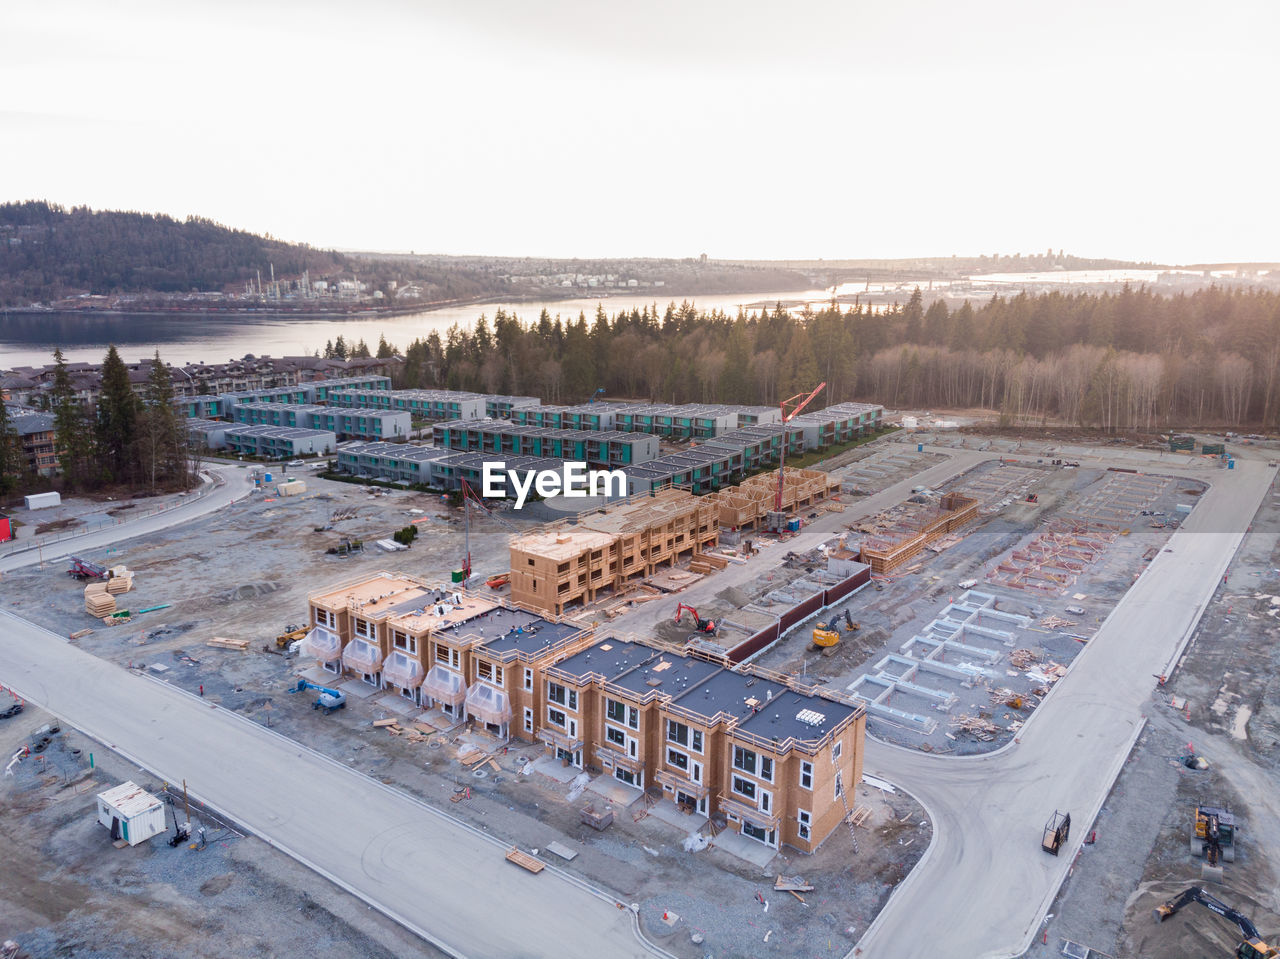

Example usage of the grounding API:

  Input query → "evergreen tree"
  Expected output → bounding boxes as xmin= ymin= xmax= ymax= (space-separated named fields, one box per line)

xmin=376 ymin=333 xmax=398 ymax=358
xmin=137 ymin=352 xmax=188 ymax=490
xmin=50 ymin=347 xmax=95 ymax=488
xmin=97 ymin=344 xmax=139 ymax=483
xmin=902 ymin=288 xmax=925 ymax=343
xmin=0 ymin=388 xmax=19 ymax=494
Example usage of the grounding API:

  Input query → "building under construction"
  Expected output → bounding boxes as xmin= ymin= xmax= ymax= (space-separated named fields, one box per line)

xmin=857 ymin=491 xmax=980 ymax=574
xmin=509 ymin=488 xmax=720 ymax=617
xmin=706 ymin=467 xmax=843 ymax=531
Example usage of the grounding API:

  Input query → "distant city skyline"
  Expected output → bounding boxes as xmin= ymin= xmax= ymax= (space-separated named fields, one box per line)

xmin=2 ymin=0 xmax=1277 ymax=263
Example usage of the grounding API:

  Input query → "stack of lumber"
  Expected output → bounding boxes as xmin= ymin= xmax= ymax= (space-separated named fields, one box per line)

xmin=505 ymin=847 xmax=545 ymax=873
xmin=206 ymin=636 xmax=249 ymax=651
xmin=85 ymin=584 xmax=117 ymax=617
xmin=106 ymin=566 xmax=134 ymax=595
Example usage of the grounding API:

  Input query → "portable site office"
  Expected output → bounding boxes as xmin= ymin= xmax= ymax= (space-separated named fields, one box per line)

xmin=96 ymin=781 xmax=167 ymax=846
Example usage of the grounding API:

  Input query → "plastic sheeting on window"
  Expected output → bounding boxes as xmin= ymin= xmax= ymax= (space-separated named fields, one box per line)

xmin=421 ymin=664 xmax=467 ymax=707
xmin=465 ymin=682 xmax=512 ymax=727
xmin=382 ymin=651 xmax=424 ymax=689
xmin=342 ymin=638 xmax=384 ymax=674
xmin=301 ymin=627 xmax=341 ymax=663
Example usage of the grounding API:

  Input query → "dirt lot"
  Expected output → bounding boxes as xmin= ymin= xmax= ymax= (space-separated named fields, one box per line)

xmin=0 ymin=470 xmax=929 ymax=959
xmin=0 ymin=703 xmax=441 ymax=959
xmin=750 ymin=460 xmax=1202 ymax=754
xmin=1020 ymin=447 xmax=1280 ymax=959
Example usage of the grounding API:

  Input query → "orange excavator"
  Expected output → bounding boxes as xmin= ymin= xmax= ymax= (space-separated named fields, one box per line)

xmin=675 ymin=604 xmax=717 ymax=635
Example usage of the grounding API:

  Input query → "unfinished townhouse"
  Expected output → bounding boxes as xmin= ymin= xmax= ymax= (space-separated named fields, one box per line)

xmin=540 ymin=637 xmax=866 ymax=854
xmin=509 ymin=487 xmax=720 ymax=617
xmin=302 ymin=572 xmax=594 ymax=737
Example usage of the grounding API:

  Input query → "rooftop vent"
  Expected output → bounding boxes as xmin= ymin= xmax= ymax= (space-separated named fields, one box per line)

xmin=796 ymin=709 xmax=827 ymax=727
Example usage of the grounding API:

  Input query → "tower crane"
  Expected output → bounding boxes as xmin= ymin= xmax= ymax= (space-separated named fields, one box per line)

xmin=766 ymin=382 xmax=826 ymax=533
xmin=458 ymin=477 xmax=520 ymax=587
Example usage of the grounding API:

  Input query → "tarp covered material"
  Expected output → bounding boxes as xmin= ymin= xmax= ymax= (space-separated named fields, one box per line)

xmin=382 ymin=651 xmax=424 ymax=689
xmin=421 ymin=664 xmax=467 ymax=707
xmin=465 ymin=681 xmax=512 ymax=726
xmin=342 ymin=638 xmax=384 ymax=674
xmin=301 ymin=627 xmax=341 ymax=662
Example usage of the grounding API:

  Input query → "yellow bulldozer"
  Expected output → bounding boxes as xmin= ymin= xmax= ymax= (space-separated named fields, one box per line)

xmin=813 ymin=609 xmax=859 ymax=654
xmin=275 ymin=623 xmax=310 ymax=649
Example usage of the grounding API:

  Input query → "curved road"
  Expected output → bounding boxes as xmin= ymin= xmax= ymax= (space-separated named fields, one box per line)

xmin=855 ymin=457 xmax=1275 ymax=958
xmin=0 ymin=464 xmax=253 ymax=575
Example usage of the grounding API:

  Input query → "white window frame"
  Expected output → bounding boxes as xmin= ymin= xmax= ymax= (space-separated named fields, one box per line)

xmin=547 ymin=682 xmax=577 ymax=711
xmin=833 ymin=740 xmax=843 ymax=762
xmin=523 ymin=707 xmax=534 ymax=733
xmin=732 ymin=745 xmax=757 ymax=776
xmin=666 ymin=719 xmax=689 ymax=747
xmin=547 ymin=706 xmax=567 ymax=729
xmin=605 ymin=725 xmax=627 ymax=749
xmin=731 ymin=775 xmax=757 ymax=802
xmin=523 ymin=667 xmax=534 ymax=692
xmin=354 ymin=617 xmax=374 ymax=639
xmin=797 ymin=808 xmax=811 ymax=841
xmin=760 ymin=789 xmax=772 ymax=814
xmin=567 ymin=718 xmax=578 ymax=739
xmin=835 ymin=771 xmax=844 ymax=801
xmin=691 ymin=760 xmax=703 ymax=784
xmin=800 ymin=760 xmax=814 ymax=790
xmin=477 ymin=660 xmax=504 ymax=686
xmin=436 ymin=645 xmax=460 ymax=669
xmin=607 ymin=698 xmax=639 ymax=730
xmin=667 ymin=747 xmax=689 ymax=772
xmin=760 ymin=756 xmax=774 ymax=783
xmin=392 ymin=630 xmax=416 ymax=655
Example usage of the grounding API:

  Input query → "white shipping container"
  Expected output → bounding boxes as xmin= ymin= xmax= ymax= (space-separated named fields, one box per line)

xmin=24 ymin=491 xmax=61 ymax=510
xmin=96 ymin=781 xmax=167 ymax=846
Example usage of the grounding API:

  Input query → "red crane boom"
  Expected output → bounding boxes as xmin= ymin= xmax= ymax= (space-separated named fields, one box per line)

xmin=773 ymin=382 xmax=827 ymax=518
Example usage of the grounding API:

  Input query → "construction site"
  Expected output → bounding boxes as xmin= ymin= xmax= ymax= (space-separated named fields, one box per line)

xmin=3 ymin=415 xmax=1277 ymax=959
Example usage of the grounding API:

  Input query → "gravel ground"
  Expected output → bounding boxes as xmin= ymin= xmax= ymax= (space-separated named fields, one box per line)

xmin=0 ymin=705 xmax=443 ymax=959
xmin=752 ymin=461 xmax=1202 ymax=755
xmin=0 ymin=470 xmax=932 ymax=959
xmin=1019 ymin=445 xmax=1280 ymax=959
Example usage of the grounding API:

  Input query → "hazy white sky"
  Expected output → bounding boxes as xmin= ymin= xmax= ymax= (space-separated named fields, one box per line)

xmin=2 ymin=0 xmax=1276 ymax=262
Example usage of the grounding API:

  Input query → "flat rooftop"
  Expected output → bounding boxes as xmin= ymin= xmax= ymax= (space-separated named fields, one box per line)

xmin=226 ymin=424 xmax=335 ymax=440
xmin=310 ymin=571 xmax=429 ymax=612
xmin=509 ymin=526 xmax=615 ymax=559
xmin=441 ymin=605 xmax=581 ymax=655
xmin=736 ymin=686 xmax=859 ymax=744
xmin=388 ymin=590 xmax=500 ymax=634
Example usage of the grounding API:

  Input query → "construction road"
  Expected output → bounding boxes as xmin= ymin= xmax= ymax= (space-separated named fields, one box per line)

xmin=0 ymin=609 xmax=655 ymax=959
xmin=0 ymin=463 xmax=253 ymax=575
xmin=855 ymin=456 xmax=1276 ymax=959
xmin=0 ymin=444 xmax=1272 ymax=959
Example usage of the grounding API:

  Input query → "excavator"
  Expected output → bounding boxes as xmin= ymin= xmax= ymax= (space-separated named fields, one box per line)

xmin=674 ymin=604 xmax=717 ymax=636
xmin=1193 ymin=804 xmax=1238 ymax=864
xmin=1153 ymin=887 xmax=1278 ymax=959
xmin=290 ymin=679 xmax=347 ymax=714
xmin=813 ymin=609 xmax=859 ymax=653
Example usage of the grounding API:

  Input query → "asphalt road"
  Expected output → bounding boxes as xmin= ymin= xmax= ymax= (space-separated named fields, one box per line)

xmin=0 ymin=464 xmax=253 ymax=575
xmin=854 ymin=457 xmax=1276 ymax=959
xmin=0 ymin=610 xmax=657 ymax=959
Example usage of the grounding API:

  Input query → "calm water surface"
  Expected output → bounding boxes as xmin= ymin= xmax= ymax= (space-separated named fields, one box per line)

xmin=0 ymin=290 xmax=828 ymax=368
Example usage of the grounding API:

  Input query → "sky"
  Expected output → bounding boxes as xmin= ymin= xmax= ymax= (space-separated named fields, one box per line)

xmin=2 ymin=0 xmax=1277 ymax=263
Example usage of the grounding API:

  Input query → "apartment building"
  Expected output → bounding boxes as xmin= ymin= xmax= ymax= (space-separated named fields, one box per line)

xmin=11 ymin=411 xmax=59 ymax=476
xmin=220 ymin=424 xmax=336 ymax=459
xmin=329 ymin=388 xmax=486 ymax=421
xmin=540 ymin=637 xmax=866 ymax=854
xmin=509 ymin=487 xmax=719 ymax=616
xmin=232 ymin=402 xmax=411 ymax=441
xmin=431 ymin=421 xmax=658 ymax=468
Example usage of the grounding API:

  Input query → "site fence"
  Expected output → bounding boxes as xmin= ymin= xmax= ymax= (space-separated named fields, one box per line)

xmin=726 ymin=564 xmax=873 ymax=663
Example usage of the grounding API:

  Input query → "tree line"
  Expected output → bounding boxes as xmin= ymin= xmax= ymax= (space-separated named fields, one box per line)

xmin=386 ymin=285 xmax=1280 ymax=428
xmin=0 ymin=347 xmax=196 ymax=496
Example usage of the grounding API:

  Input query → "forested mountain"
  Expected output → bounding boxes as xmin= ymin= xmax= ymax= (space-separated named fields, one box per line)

xmin=0 ymin=201 xmax=348 ymax=305
xmin=393 ymin=285 xmax=1280 ymax=429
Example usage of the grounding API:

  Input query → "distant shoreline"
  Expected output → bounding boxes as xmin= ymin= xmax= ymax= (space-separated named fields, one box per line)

xmin=0 ymin=286 xmax=782 ymax=321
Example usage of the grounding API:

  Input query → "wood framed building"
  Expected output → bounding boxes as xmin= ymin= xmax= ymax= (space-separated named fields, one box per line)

xmin=509 ymin=487 xmax=719 ymax=616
